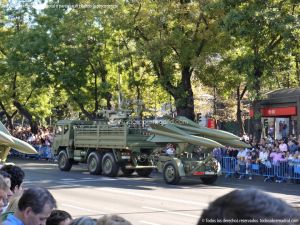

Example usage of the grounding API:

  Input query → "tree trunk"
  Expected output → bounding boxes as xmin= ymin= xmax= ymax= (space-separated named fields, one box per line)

xmin=252 ymin=100 xmax=262 ymax=142
xmin=252 ymin=43 xmax=263 ymax=141
xmin=236 ymin=85 xmax=247 ymax=136
xmin=174 ymin=67 xmax=195 ymax=120
xmin=252 ymin=66 xmax=262 ymax=141
xmin=77 ymin=102 xmax=95 ymax=120
xmin=236 ymin=87 xmax=245 ymax=136
xmin=13 ymin=100 xmax=39 ymax=134
xmin=0 ymin=101 xmax=17 ymax=131
xmin=105 ymin=93 xmax=112 ymax=110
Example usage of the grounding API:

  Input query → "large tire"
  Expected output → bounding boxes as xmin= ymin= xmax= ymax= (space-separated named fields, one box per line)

xmin=136 ymin=169 xmax=153 ymax=177
xmin=121 ymin=167 xmax=135 ymax=176
xmin=201 ymin=176 xmax=218 ymax=185
xmin=102 ymin=152 xmax=119 ymax=177
xmin=163 ymin=162 xmax=181 ymax=185
xmin=87 ymin=152 xmax=102 ymax=175
xmin=58 ymin=150 xmax=72 ymax=171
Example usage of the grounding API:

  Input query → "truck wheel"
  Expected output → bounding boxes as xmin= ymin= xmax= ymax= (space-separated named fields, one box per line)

xmin=201 ymin=176 xmax=218 ymax=185
xmin=87 ymin=152 xmax=102 ymax=175
xmin=136 ymin=169 xmax=153 ymax=177
xmin=121 ymin=167 xmax=135 ymax=176
xmin=163 ymin=162 xmax=181 ymax=185
xmin=58 ymin=150 xmax=72 ymax=171
xmin=102 ymin=152 xmax=119 ymax=177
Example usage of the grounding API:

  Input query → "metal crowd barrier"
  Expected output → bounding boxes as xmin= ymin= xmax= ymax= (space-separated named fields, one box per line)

xmin=221 ymin=157 xmax=300 ymax=181
xmin=9 ymin=145 xmax=54 ymax=160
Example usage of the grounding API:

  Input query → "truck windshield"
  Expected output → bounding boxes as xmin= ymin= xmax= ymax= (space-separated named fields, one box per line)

xmin=64 ymin=125 xmax=69 ymax=134
xmin=55 ymin=126 xmax=63 ymax=135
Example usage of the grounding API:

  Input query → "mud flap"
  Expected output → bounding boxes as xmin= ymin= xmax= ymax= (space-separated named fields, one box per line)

xmin=172 ymin=158 xmax=186 ymax=177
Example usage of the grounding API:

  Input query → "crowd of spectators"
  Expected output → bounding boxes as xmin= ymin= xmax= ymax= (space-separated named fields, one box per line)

xmin=11 ymin=126 xmax=54 ymax=147
xmin=213 ymin=134 xmax=300 ymax=182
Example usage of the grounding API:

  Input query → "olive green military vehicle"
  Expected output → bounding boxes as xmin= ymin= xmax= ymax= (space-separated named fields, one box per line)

xmin=146 ymin=117 xmax=250 ymax=185
xmin=52 ymin=111 xmax=158 ymax=177
xmin=52 ymin=112 xmax=249 ymax=184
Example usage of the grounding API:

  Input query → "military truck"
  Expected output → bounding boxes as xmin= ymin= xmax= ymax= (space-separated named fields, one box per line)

xmin=52 ymin=113 xmax=249 ymax=184
xmin=52 ymin=111 xmax=158 ymax=177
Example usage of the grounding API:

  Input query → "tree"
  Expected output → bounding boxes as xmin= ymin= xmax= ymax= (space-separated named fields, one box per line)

xmin=0 ymin=1 xmax=46 ymax=132
xmin=115 ymin=0 xmax=222 ymax=120
xmin=31 ymin=1 xmax=117 ymax=120
xmin=220 ymin=0 xmax=299 ymax=139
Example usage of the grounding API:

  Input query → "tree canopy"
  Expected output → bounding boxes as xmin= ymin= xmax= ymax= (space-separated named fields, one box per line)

xmin=0 ymin=0 xmax=299 ymax=135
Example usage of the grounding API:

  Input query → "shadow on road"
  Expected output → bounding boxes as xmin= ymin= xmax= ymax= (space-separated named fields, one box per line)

xmin=8 ymin=158 xmax=300 ymax=199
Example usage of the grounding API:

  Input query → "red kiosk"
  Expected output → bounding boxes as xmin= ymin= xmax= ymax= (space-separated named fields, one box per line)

xmin=250 ymin=88 xmax=300 ymax=139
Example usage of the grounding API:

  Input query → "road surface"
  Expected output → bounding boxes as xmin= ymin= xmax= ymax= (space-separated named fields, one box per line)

xmin=8 ymin=158 xmax=300 ymax=225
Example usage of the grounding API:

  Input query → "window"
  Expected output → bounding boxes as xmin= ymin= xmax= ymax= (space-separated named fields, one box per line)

xmin=64 ymin=125 xmax=69 ymax=134
xmin=55 ymin=126 xmax=63 ymax=135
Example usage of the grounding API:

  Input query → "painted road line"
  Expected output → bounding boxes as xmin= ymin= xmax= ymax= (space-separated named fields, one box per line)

xmin=94 ymin=188 xmax=209 ymax=207
xmin=139 ymin=221 xmax=162 ymax=225
xmin=142 ymin=206 xmax=199 ymax=218
xmin=61 ymin=203 xmax=106 ymax=214
xmin=59 ymin=178 xmax=115 ymax=183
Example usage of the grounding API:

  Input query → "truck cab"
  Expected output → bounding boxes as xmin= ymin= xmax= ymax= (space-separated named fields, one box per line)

xmin=52 ymin=120 xmax=73 ymax=155
xmin=52 ymin=120 xmax=92 ymax=155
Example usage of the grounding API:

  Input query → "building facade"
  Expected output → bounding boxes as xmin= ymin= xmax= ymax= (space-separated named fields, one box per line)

xmin=250 ymin=88 xmax=300 ymax=140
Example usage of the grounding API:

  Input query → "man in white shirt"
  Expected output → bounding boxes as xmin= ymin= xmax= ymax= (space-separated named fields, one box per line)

xmin=259 ymin=148 xmax=269 ymax=164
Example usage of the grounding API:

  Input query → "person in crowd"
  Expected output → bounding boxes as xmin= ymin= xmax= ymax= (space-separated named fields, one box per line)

xmin=257 ymin=146 xmax=272 ymax=181
xmin=225 ymin=147 xmax=238 ymax=158
xmin=46 ymin=210 xmax=72 ymax=225
xmin=223 ymin=147 xmax=236 ymax=178
xmin=270 ymin=147 xmax=283 ymax=166
xmin=1 ymin=194 xmax=22 ymax=221
xmin=258 ymin=147 xmax=269 ymax=165
xmin=69 ymin=217 xmax=96 ymax=225
xmin=279 ymin=139 xmax=288 ymax=152
xmin=97 ymin=215 xmax=132 ymax=225
xmin=242 ymin=133 xmax=249 ymax=142
xmin=259 ymin=138 xmax=266 ymax=148
xmin=212 ymin=148 xmax=222 ymax=162
xmin=269 ymin=147 xmax=285 ymax=182
xmin=197 ymin=189 xmax=300 ymax=225
xmin=288 ymin=139 xmax=298 ymax=153
xmin=236 ymin=148 xmax=248 ymax=179
xmin=246 ymin=150 xmax=258 ymax=180
xmin=0 ymin=175 xmax=9 ymax=215
xmin=3 ymin=187 xmax=57 ymax=225
xmin=0 ymin=165 xmax=25 ymax=195
xmin=244 ymin=151 xmax=252 ymax=175
xmin=0 ymin=171 xmax=13 ymax=213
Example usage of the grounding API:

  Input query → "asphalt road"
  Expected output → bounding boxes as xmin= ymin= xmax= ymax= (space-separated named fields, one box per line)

xmin=6 ymin=158 xmax=300 ymax=225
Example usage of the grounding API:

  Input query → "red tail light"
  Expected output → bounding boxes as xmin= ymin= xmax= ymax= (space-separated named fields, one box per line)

xmin=193 ymin=171 xmax=205 ymax=176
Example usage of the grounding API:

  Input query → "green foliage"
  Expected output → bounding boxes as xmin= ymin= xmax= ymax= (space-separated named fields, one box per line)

xmin=220 ymin=0 xmax=299 ymax=98
xmin=0 ymin=0 xmax=299 ymax=125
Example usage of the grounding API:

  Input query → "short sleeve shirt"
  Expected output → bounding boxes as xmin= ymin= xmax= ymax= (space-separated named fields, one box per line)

xmin=3 ymin=214 xmax=24 ymax=225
